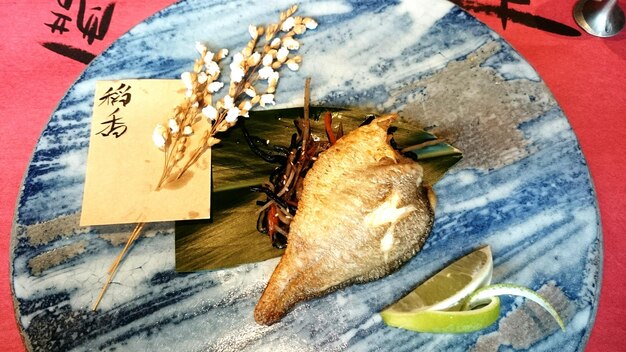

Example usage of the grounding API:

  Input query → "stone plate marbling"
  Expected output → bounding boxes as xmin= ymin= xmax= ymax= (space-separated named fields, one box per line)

xmin=10 ymin=0 xmax=601 ymax=351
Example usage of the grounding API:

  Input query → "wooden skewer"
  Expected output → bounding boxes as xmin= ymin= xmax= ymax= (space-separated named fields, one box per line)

xmin=92 ymin=222 xmax=145 ymax=311
xmin=106 ymin=222 xmax=145 ymax=274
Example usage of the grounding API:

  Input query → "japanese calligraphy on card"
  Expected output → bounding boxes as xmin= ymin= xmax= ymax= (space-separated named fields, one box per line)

xmin=80 ymin=79 xmax=212 ymax=226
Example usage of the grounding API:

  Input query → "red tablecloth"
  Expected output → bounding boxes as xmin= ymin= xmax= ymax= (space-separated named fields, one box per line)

xmin=1 ymin=1 xmax=624 ymax=350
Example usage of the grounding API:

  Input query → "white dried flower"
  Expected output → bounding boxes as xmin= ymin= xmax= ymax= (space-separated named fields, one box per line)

xmin=181 ymin=72 xmax=193 ymax=90
xmin=202 ymin=105 xmax=218 ymax=121
xmin=216 ymin=48 xmax=229 ymax=60
xmin=225 ymin=107 xmax=240 ymax=123
xmin=152 ymin=124 xmax=168 ymax=149
xmin=205 ymin=61 xmax=220 ymax=76
xmin=240 ymin=100 xmax=252 ymax=112
xmin=168 ymin=118 xmax=179 ymax=133
xmin=197 ymin=72 xmax=208 ymax=84
xmin=238 ymin=100 xmax=251 ymax=118
xmin=248 ymin=52 xmax=261 ymax=66
xmin=185 ymin=89 xmax=192 ymax=98
xmin=276 ymin=46 xmax=289 ymax=62
xmin=207 ymin=81 xmax=224 ymax=93
xmin=262 ymin=54 xmax=273 ymax=67
xmin=281 ymin=16 xmax=295 ymax=31
xmin=303 ymin=18 xmax=318 ymax=29
xmin=268 ymin=70 xmax=280 ymax=85
xmin=248 ymin=24 xmax=258 ymax=39
xmin=195 ymin=42 xmax=208 ymax=55
xmin=245 ymin=87 xmax=257 ymax=98
xmin=283 ymin=37 xmax=300 ymax=50
xmin=293 ymin=24 xmax=306 ymax=35
xmin=270 ymin=37 xmax=281 ymax=49
xmin=183 ymin=125 xmax=193 ymax=135
xmin=232 ymin=52 xmax=244 ymax=65
xmin=230 ymin=67 xmax=245 ymax=83
xmin=271 ymin=61 xmax=282 ymax=70
xmin=258 ymin=66 xmax=275 ymax=80
xmin=243 ymin=46 xmax=254 ymax=58
xmin=287 ymin=60 xmax=300 ymax=71
xmin=203 ymin=51 xmax=215 ymax=67
xmin=260 ymin=94 xmax=275 ymax=107
xmin=203 ymin=51 xmax=215 ymax=64
xmin=223 ymin=95 xmax=235 ymax=109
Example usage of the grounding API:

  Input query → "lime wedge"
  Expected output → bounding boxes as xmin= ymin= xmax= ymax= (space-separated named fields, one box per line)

xmin=379 ymin=244 xmax=567 ymax=334
xmin=382 ymin=245 xmax=493 ymax=315
xmin=464 ymin=283 xmax=566 ymax=331
xmin=380 ymin=296 xmax=500 ymax=333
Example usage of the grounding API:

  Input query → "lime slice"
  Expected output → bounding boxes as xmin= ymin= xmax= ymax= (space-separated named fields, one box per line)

xmin=464 ymin=283 xmax=566 ymax=331
xmin=382 ymin=245 xmax=493 ymax=315
xmin=379 ymin=246 xmax=566 ymax=334
xmin=380 ymin=296 xmax=500 ymax=333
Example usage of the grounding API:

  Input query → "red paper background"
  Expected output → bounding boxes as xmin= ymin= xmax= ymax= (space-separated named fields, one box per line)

xmin=1 ymin=1 xmax=624 ymax=350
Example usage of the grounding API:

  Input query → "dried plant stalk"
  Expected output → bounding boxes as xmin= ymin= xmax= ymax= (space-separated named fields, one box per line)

xmin=92 ymin=5 xmax=318 ymax=311
xmin=152 ymin=4 xmax=317 ymax=189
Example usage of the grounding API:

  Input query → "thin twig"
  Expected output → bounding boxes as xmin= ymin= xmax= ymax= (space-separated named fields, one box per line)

xmin=303 ymin=77 xmax=311 ymax=122
xmin=92 ymin=222 xmax=145 ymax=311
xmin=106 ymin=222 xmax=144 ymax=274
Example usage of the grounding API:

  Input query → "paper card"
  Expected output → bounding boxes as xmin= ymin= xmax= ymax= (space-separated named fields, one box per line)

xmin=80 ymin=79 xmax=211 ymax=226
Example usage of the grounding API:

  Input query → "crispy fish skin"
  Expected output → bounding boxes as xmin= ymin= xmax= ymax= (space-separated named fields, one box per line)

xmin=254 ymin=115 xmax=434 ymax=325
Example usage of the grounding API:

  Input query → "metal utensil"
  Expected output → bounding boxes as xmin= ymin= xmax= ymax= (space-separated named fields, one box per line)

xmin=574 ymin=0 xmax=625 ymax=37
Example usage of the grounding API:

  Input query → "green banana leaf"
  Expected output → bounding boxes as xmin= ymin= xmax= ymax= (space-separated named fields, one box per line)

xmin=175 ymin=107 xmax=462 ymax=272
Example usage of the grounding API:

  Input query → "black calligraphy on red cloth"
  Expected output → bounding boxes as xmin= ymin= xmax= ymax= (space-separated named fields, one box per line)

xmin=451 ymin=0 xmax=581 ymax=36
xmin=42 ymin=0 xmax=117 ymax=64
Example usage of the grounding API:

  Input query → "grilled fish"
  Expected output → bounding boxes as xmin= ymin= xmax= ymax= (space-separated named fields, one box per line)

xmin=254 ymin=114 xmax=435 ymax=325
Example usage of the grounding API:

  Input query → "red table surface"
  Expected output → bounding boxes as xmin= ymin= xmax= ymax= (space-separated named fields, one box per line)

xmin=1 ymin=1 xmax=624 ymax=351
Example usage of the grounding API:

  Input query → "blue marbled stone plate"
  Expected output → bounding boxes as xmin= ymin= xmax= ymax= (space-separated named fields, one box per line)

xmin=10 ymin=0 xmax=600 ymax=351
